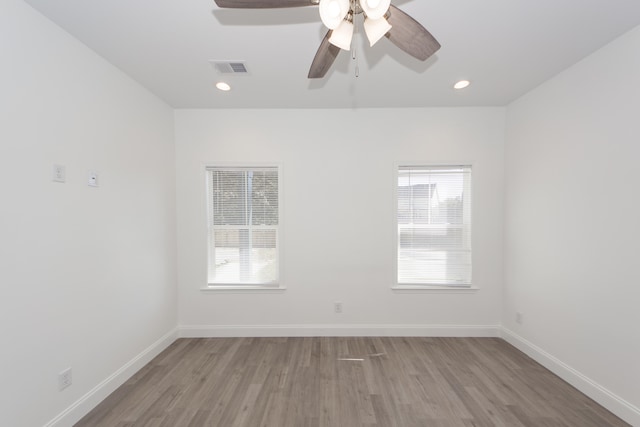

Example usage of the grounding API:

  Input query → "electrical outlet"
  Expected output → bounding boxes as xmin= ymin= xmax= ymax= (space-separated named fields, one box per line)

xmin=52 ymin=164 xmax=66 ymax=183
xmin=334 ymin=301 xmax=343 ymax=314
xmin=516 ymin=312 xmax=523 ymax=324
xmin=58 ymin=368 xmax=72 ymax=391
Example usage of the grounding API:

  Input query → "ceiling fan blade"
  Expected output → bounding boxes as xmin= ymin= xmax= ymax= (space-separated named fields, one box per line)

xmin=308 ymin=30 xmax=341 ymax=78
xmin=385 ymin=5 xmax=441 ymax=61
xmin=214 ymin=0 xmax=316 ymax=8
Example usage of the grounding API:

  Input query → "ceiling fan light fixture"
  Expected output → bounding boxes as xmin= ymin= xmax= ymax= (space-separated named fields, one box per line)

xmin=360 ymin=0 xmax=390 ymax=20
xmin=319 ymin=0 xmax=350 ymax=30
xmin=329 ymin=19 xmax=354 ymax=51
xmin=364 ymin=16 xmax=392 ymax=46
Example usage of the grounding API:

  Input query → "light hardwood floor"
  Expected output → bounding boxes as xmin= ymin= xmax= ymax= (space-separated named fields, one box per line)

xmin=75 ymin=337 xmax=629 ymax=426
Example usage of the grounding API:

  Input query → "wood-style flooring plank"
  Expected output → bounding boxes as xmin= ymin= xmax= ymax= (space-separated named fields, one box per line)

xmin=74 ymin=337 xmax=629 ymax=427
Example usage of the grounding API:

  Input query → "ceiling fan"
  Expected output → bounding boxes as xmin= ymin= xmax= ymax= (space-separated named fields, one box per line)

xmin=214 ymin=0 xmax=441 ymax=78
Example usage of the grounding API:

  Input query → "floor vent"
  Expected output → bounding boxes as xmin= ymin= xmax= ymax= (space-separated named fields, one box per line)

xmin=211 ymin=61 xmax=249 ymax=75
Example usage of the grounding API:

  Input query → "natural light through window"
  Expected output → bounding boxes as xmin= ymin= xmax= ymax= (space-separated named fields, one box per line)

xmin=396 ymin=165 xmax=472 ymax=287
xmin=206 ymin=166 xmax=280 ymax=287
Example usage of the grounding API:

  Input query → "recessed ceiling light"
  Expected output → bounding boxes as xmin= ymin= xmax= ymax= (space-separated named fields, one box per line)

xmin=216 ymin=82 xmax=231 ymax=91
xmin=454 ymin=80 xmax=471 ymax=90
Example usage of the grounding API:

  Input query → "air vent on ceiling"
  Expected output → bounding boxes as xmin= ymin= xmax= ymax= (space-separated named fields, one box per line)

xmin=211 ymin=61 xmax=249 ymax=75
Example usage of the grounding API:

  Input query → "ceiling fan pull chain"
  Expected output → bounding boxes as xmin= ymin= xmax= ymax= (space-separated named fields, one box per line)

xmin=352 ymin=11 xmax=358 ymax=60
xmin=352 ymin=44 xmax=359 ymax=77
xmin=353 ymin=48 xmax=360 ymax=78
xmin=353 ymin=10 xmax=359 ymax=77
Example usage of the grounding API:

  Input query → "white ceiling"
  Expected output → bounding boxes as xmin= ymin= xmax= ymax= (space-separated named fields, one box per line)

xmin=22 ymin=0 xmax=640 ymax=109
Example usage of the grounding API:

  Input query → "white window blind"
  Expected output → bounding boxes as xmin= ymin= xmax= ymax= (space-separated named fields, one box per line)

xmin=397 ymin=165 xmax=472 ymax=287
xmin=206 ymin=167 xmax=279 ymax=286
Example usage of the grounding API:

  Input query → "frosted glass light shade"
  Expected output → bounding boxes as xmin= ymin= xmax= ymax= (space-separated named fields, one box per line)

xmin=364 ymin=17 xmax=392 ymax=46
xmin=329 ymin=19 xmax=354 ymax=50
xmin=360 ymin=0 xmax=390 ymax=20
xmin=319 ymin=0 xmax=350 ymax=30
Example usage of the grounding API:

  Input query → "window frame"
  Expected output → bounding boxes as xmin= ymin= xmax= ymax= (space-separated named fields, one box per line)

xmin=393 ymin=163 xmax=476 ymax=292
xmin=203 ymin=164 xmax=284 ymax=291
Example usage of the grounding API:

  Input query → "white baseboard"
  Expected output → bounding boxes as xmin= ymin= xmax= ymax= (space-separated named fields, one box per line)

xmin=179 ymin=324 xmax=502 ymax=338
xmin=501 ymin=327 xmax=640 ymax=427
xmin=44 ymin=328 xmax=178 ymax=427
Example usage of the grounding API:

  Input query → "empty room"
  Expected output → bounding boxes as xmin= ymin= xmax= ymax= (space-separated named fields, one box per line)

xmin=2 ymin=0 xmax=639 ymax=425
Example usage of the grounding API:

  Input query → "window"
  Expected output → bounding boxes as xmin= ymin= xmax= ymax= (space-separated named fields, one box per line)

xmin=206 ymin=166 xmax=280 ymax=286
xmin=397 ymin=165 xmax=472 ymax=287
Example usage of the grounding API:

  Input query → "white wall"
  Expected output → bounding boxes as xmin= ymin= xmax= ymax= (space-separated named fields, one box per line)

xmin=6 ymin=0 xmax=637 ymax=424
xmin=504 ymin=26 xmax=640 ymax=424
xmin=0 ymin=1 xmax=177 ymax=426
xmin=176 ymin=108 xmax=505 ymax=334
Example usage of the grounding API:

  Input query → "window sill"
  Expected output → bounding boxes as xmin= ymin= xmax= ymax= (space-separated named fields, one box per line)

xmin=200 ymin=285 xmax=286 ymax=294
xmin=392 ymin=285 xmax=478 ymax=294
